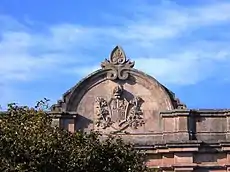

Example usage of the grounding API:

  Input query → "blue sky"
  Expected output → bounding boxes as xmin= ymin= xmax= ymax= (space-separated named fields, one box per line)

xmin=0 ymin=0 xmax=230 ymax=109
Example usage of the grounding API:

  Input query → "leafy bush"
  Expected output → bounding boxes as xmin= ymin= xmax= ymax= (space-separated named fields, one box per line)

xmin=0 ymin=101 xmax=152 ymax=172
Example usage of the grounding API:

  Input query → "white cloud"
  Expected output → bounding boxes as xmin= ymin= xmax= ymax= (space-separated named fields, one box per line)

xmin=134 ymin=51 xmax=215 ymax=85
xmin=0 ymin=27 xmax=94 ymax=83
xmin=1 ymin=0 xmax=230 ymax=89
xmin=67 ymin=1 xmax=230 ymax=85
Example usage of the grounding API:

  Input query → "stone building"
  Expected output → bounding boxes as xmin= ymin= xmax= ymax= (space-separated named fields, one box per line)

xmin=50 ymin=46 xmax=230 ymax=172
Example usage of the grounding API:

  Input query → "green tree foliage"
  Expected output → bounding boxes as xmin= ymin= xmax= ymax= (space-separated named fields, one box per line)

xmin=0 ymin=101 xmax=153 ymax=172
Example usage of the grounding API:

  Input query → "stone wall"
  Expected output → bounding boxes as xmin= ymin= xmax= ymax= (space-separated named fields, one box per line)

xmin=50 ymin=46 xmax=230 ymax=171
xmin=146 ymin=142 xmax=230 ymax=171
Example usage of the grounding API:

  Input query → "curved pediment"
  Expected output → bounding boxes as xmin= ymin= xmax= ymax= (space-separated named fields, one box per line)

xmin=51 ymin=46 xmax=186 ymax=134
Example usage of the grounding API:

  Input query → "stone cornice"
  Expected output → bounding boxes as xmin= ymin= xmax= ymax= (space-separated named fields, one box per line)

xmin=161 ymin=109 xmax=230 ymax=117
xmin=135 ymin=140 xmax=230 ymax=153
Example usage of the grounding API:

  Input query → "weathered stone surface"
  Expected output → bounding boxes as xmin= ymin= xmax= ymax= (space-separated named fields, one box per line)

xmin=83 ymin=79 xmax=172 ymax=133
xmin=56 ymin=67 xmax=177 ymax=137
xmin=49 ymin=46 xmax=230 ymax=171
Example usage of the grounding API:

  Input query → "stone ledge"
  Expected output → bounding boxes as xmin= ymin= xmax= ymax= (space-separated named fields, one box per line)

xmin=161 ymin=109 xmax=230 ymax=117
xmin=136 ymin=140 xmax=230 ymax=154
xmin=47 ymin=111 xmax=78 ymax=118
xmin=150 ymin=163 xmax=230 ymax=170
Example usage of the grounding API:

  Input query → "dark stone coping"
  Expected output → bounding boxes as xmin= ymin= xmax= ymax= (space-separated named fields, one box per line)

xmin=161 ymin=109 xmax=230 ymax=117
xmin=135 ymin=140 xmax=230 ymax=150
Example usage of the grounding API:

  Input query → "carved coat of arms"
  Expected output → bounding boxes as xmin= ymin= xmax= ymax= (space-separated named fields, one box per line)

xmin=94 ymin=85 xmax=144 ymax=131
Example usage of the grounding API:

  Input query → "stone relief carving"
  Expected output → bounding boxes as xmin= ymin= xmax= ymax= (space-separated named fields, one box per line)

xmin=101 ymin=46 xmax=135 ymax=80
xmin=95 ymin=97 xmax=111 ymax=129
xmin=94 ymin=84 xmax=144 ymax=131
xmin=174 ymin=98 xmax=187 ymax=109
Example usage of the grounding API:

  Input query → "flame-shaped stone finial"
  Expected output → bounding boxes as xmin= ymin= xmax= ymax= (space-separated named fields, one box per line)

xmin=101 ymin=46 xmax=135 ymax=80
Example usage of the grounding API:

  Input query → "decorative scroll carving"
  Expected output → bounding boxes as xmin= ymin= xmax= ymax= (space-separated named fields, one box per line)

xmin=101 ymin=46 xmax=135 ymax=80
xmin=95 ymin=97 xmax=112 ymax=129
xmin=129 ymin=96 xmax=145 ymax=129
xmin=50 ymin=100 xmax=65 ymax=112
xmin=94 ymin=84 xmax=144 ymax=131
xmin=174 ymin=98 xmax=187 ymax=109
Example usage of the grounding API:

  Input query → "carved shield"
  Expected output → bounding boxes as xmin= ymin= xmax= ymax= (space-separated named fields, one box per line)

xmin=108 ymin=98 xmax=129 ymax=124
xmin=94 ymin=85 xmax=145 ymax=132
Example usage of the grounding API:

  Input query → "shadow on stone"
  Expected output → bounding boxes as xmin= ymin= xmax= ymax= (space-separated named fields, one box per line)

xmin=75 ymin=114 xmax=93 ymax=131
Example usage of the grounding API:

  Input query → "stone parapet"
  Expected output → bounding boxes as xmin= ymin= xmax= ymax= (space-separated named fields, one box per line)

xmin=143 ymin=141 xmax=230 ymax=171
